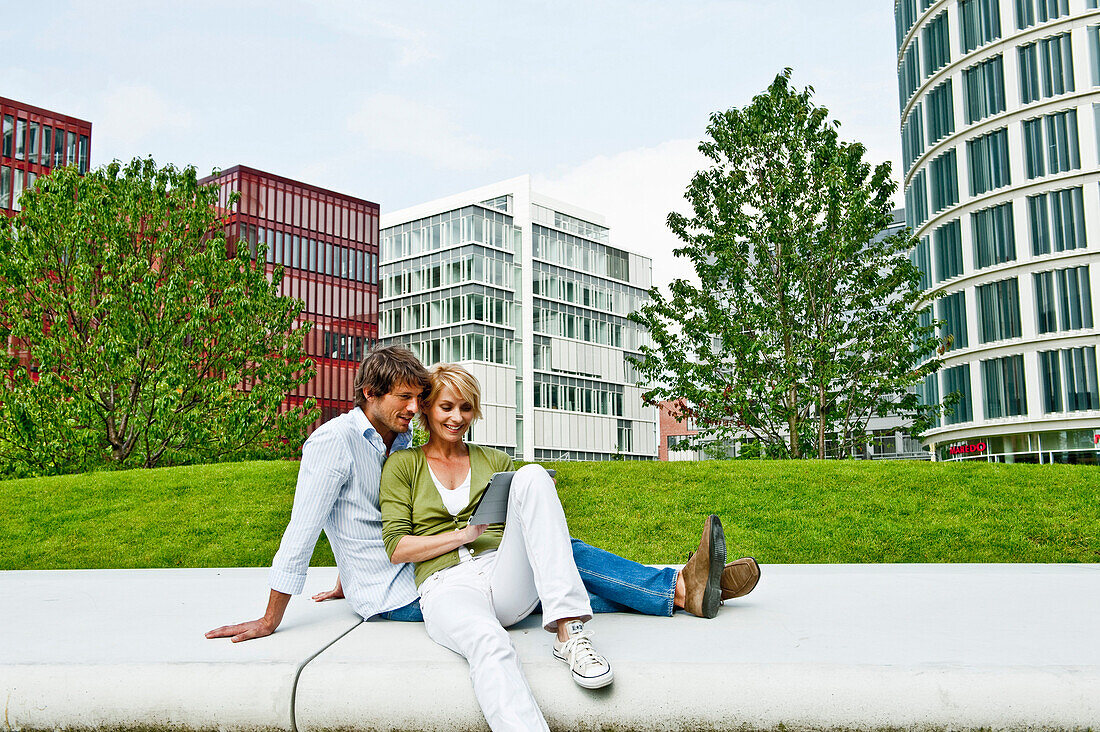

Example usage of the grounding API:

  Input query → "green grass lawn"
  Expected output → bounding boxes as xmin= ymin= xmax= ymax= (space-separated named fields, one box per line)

xmin=1 ymin=458 xmax=1097 ymax=570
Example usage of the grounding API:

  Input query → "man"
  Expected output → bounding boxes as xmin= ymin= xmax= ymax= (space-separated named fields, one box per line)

xmin=207 ymin=346 xmax=759 ymax=643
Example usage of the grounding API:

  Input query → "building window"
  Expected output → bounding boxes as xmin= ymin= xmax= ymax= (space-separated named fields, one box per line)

xmin=1034 ymin=270 xmax=1059 ymax=333
xmin=963 ymin=56 xmax=1006 ymax=125
xmin=40 ymin=126 xmax=52 ymax=168
xmin=929 ymin=149 xmax=959 ymax=212
xmin=1025 ymin=109 xmax=1081 ymax=179
xmin=926 ymin=79 xmax=955 ymax=143
xmin=943 ymin=364 xmax=974 ymax=423
xmin=960 ymin=0 xmax=1002 ymax=53
xmin=1 ymin=115 xmax=12 ymax=158
xmin=937 ymin=290 xmax=969 ymax=350
xmin=1056 ymin=265 xmax=1093 ymax=331
xmin=11 ymin=168 xmax=23 ymax=212
xmin=971 ymin=202 xmax=1016 ymax=269
xmin=1090 ymin=26 xmax=1100 ymax=86
xmin=967 ymin=128 xmax=1011 ymax=196
xmin=905 ymin=170 xmax=929 ymax=228
xmin=14 ymin=118 xmax=26 ymax=161
xmin=78 ymin=135 xmax=89 ymax=175
xmin=1015 ymin=0 xmax=1069 ymax=29
xmin=896 ymin=0 xmax=919 ymax=50
xmin=1028 ymin=186 xmax=1086 ymax=255
xmin=1034 ymin=265 xmax=1093 ymax=334
xmin=617 ymin=419 xmax=634 ymax=454
xmin=1019 ymin=33 xmax=1075 ymax=105
xmin=53 ymin=128 xmax=65 ymax=167
xmin=1038 ymin=350 xmax=1063 ymax=412
xmin=910 ymin=236 xmax=932 ymax=289
xmin=977 ymin=277 xmax=1021 ymax=343
xmin=933 ymin=218 xmax=964 ymax=281
xmin=899 ymin=41 xmax=922 ymax=112
xmin=923 ymin=12 xmax=952 ymax=78
xmin=902 ymin=104 xmax=926 ymax=171
xmin=1047 ymin=109 xmax=1080 ymax=175
xmin=1041 ymin=346 xmax=1100 ymax=412
xmin=1063 ymin=347 xmax=1100 ymax=411
xmin=982 ymin=354 xmax=1028 ymax=418
xmin=917 ymin=371 xmax=941 ymax=428
xmin=0 ymin=165 xmax=10 ymax=210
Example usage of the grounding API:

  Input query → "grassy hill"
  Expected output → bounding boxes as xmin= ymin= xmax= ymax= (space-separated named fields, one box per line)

xmin=2 ymin=458 xmax=1098 ymax=570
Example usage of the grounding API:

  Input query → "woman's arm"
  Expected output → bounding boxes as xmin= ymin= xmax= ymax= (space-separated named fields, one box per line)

xmin=388 ymin=523 xmax=487 ymax=564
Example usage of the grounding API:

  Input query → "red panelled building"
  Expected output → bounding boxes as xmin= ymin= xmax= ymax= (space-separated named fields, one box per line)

xmin=203 ymin=166 xmax=380 ymax=426
xmin=1 ymin=96 xmax=91 ymax=215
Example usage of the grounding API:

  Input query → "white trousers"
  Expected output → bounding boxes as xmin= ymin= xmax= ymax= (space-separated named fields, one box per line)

xmin=418 ymin=464 xmax=593 ymax=732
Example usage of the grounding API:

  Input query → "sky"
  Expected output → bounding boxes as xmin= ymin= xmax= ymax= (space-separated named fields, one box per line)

xmin=1 ymin=1 xmax=903 ymax=288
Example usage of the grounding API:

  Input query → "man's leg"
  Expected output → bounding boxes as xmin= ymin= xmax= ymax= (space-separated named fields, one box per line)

xmin=570 ymin=539 xmax=678 ymax=617
xmin=378 ymin=598 xmax=423 ymax=622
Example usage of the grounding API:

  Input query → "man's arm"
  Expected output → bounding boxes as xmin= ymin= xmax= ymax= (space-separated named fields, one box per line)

xmin=205 ymin=589 xmax=291 ymax=642
xmin=206 ymin=428 xmax=352 ymax=641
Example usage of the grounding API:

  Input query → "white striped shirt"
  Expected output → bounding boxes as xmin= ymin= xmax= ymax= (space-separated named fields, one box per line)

xmin=269 ymin=407 xmax=417 ymax=619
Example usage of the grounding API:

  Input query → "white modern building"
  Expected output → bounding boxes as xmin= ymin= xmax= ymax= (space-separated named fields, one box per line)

xmin=897 ymin=0 xmax=1100 ymax=463
xmin=380 ymin=176 xmax=657 ymax=461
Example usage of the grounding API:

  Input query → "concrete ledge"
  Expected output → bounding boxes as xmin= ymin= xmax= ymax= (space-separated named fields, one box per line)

xmin=1 ymin=568 xmax=359 ymax=731
xmin=3 ymin=564 xmax=1099 ymax=730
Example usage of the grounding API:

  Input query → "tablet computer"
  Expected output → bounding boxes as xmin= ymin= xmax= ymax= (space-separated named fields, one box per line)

xmin=468 ymin=469 xmax=556 ymax=525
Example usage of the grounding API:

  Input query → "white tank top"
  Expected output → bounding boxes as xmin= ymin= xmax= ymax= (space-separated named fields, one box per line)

xmin=427 ymin=464 xmax=474 ymax=562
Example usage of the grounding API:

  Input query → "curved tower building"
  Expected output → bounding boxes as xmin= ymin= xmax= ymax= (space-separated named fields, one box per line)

xmin=897 ymin=0 xmax=1100 ymax=462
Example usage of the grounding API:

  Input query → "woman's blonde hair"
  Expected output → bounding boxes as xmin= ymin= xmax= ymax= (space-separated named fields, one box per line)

xmin=421 ymin=363 xmax=483 ymax=426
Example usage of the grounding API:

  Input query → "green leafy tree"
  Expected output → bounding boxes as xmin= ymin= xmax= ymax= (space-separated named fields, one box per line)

xmin=0 ymin=158 xmax=316 ymax=475
xmin=630 ymin=70 xmax=944 ymax=459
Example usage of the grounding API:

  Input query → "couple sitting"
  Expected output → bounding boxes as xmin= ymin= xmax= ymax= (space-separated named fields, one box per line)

xmin=208 ymin=346 xmax=760 ymax=732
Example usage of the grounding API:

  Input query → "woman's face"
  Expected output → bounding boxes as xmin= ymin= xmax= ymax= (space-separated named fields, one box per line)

xmin=424 ymin=385 xmax=475 ymax=444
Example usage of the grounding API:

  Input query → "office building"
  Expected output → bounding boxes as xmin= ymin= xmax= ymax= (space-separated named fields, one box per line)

xmin=1 ymin=96 xmax=91 ymax=215
xmin=897 ymin=0 xmax=1100 ymax=462
xmin=380 ymin=176 xmax=657 ymax=460
xmin=202 ymin=166 xmax=381 ymax=425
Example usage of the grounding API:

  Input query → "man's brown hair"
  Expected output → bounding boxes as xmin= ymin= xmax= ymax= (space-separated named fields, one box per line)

xmin=353 ymin=345 xmax=430 ymax=408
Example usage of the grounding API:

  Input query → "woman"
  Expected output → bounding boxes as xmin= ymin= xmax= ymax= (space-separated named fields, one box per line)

xmin=380 ymin=363 xmax=611 ymax=731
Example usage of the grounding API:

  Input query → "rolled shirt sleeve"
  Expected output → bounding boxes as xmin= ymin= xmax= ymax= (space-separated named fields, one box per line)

xmin=268 ymin=428 xmax=351 ymax=595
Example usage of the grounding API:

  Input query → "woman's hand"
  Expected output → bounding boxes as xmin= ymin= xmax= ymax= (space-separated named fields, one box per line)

xmin=312 ymin=575 xmax=344 ymax=602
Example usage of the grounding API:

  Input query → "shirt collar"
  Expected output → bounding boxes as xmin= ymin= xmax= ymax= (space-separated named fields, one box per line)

xmin=351 ymin=407 xmax=413 ymax=454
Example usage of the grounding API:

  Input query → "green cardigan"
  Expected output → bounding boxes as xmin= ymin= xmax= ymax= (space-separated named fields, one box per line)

xmin=380 ymin=444 xmax=514 ymax=587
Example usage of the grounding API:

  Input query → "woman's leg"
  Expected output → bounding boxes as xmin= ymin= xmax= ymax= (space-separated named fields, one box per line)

xmin=489 ymin=464 xmax=591 ymax=630
xmin=570 ymin=539 xmax=678 ymax=616
xmin=419 ymin=561 xmax=550 ymax=732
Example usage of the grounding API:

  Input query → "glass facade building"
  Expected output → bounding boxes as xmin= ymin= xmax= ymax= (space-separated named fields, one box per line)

xmin=380 ymin=176 xmax=657 ymax=460
xmin=202 ymin=166 xmax=381 ymax=427
xmin=897 ymin=0 xmax=1100 ymax=463
xmin=1 ymin=96 xmax=91 ymax=216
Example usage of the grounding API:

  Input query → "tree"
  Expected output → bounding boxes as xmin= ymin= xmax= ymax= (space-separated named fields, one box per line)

xmin=0 ymin=158 xmax=316 ymax=476
xmin=630 ymin=70 xmax=944 ymax=459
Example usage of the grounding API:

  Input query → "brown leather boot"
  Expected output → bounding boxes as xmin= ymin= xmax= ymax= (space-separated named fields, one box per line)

xmin=720 ymin=557 xmax=760 ymax=600
xmin=680 ymin=514 xmax=725 ymax=618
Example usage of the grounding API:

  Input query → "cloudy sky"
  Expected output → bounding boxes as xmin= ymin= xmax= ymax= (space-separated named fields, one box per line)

xmin=1 ymin=1 xmax=902 ymax=287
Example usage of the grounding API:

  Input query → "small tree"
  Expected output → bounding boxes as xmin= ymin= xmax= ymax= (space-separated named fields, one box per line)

xmin=630 ymin=70 xmax=944 ymax=459
xmin=0 ymin=158 xmax=316 ymax=475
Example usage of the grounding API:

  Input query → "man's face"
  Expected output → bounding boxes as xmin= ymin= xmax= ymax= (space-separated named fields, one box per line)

xmin=363 ymin=381 xmax=421 ymax=439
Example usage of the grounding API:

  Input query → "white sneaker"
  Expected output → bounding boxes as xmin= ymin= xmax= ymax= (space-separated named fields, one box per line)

xmin=552 ymin=620 xmax=613 ymax=689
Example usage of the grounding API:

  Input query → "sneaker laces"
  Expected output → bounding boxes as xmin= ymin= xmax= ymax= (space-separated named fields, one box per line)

xmin=560 ymin=630 xmax=604 ymax=672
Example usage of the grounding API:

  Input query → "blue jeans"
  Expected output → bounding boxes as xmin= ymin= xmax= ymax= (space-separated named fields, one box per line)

xmin=379 ymin=538 xmax=677 ymax=621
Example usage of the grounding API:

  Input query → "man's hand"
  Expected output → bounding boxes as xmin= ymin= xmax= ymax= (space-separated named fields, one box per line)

xmin=205 ymin=618 xmax=278 ymax=643
xmin=312 ymin=575 xmax=344 ymax=602
xmin=205 ymin=589 xmax=291 ymax=642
